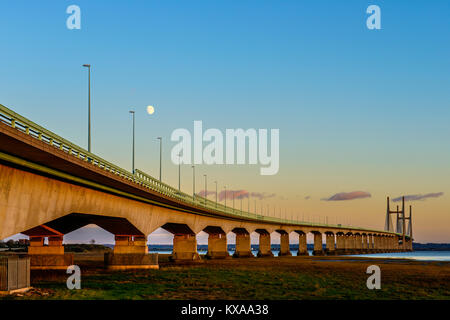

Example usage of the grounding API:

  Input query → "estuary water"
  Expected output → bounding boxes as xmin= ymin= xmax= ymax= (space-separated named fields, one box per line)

xmin=149 ymin=249 xmax=450 ymax=261
xmin=350 ymin=251 xmax=450 ymax=261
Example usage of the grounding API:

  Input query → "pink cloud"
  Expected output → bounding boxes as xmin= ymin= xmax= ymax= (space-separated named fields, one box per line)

xmin=250 ymin=192 xmax=276 ymax=200
xmin=392 ymin=192 xmax=443 ymax=202
xmin=322 ymin=191 xmax=371 ymax=201
xmin=196 ymin=190 xmax=216 ymax=198
xmin=197 ymin=190 xmax=278 ymax=202
xmin=218 ymin=190 xmax=249 ymax=201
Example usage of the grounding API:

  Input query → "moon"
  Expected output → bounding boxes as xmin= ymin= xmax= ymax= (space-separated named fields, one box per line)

xmin=147 ymin=105 xmax=155 ymax=115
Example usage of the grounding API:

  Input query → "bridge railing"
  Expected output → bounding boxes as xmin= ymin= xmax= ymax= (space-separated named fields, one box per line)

xmin=135 ymin=168 xmax=306 ymax=226
xmin=0 ymin=104 xmax=136 ymax=182
xmin=0 ymin=104 xmax=400 ymax=235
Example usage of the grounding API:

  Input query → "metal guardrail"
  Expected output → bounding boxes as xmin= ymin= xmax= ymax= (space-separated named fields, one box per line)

xmin=0 ymin=104 xmax=397 ymax=234
xmin=0 ymin=104 xmax=136 ymax=182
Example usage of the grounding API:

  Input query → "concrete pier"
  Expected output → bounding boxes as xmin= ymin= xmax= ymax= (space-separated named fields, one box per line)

xmin=325 ymin=232 xmax=336 ymax=255
xmin=256 ymin=230 xmax=273 ymax=257
xmin=204 ymin=227 xmax=229 ymax=259
xmin=171 ymin=234 xmax=200 ymax=261
xmin=24 ymin=227 xmax=73 ymax=270
xmin=106 ymin=235 xmax=158 ymax=269
xmin=278 ymin=230 xmax=292 ymax=256
xmin=296 ymin=231 xmax=309 ymax=256
xmin=361 ymin=234 xmax=369 ymax=253
xmin=233 ymin=228 xmax=253 ymax=258
xmin=345 ymin=233 xmax=356 ymax=254
xmin=206 ymin=233 xmax=229 ymax=259
xmin=312 ymin=232 xmax=324 ymax=256
xmin=354 ymin=233 xmax=362 ymax=252
xmin=335 ymin=232 xmax=346 ymax=255
xmin=113 ymin=235 xmax=148 ymax=254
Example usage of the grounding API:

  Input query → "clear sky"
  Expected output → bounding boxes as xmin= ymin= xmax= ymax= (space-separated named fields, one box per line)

xmin=1 ymin=0 xmax=449 ymax=243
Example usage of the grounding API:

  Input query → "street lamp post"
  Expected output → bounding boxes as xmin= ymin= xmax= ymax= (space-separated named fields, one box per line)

xmin=232 ymin=191 xmax=235 ymax=213
xmin=224 ymin=186 xmax=227 ymax=210
xmin=214 ymin=181 xmax=217 ymax=207
xmin=192 ymin=165 xmax=195 ymax=200
xmin=204 ymin=174 xmax=207 ymax=205
xmin=129 ymin=110 xmax=135 ymax=174
xmin=178 ymin=152 xmax=181 ymax=191
xmin=240 ymin=197 xmax=243 ymax=214
xmin=157 ymin=137 xmax=162 ymax=181
xmin=82 ymin=64 xmax=91 ymax=153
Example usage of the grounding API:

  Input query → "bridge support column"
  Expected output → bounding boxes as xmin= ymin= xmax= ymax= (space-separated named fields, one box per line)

xmin=393 ymin=236 xmax=400 ymax=252
xmin=354 ymin=234 xmax=363 ymax=253
xmin=367 ymin=234 xmax=374 ymax=251
xmin=297 ymin=232 xmax=309 ymax=256
xmin=325 ymin=232 xmax=336 ymax=255
xmin=372 ymin=235 xmax=378 ymax=251
xmin=28 ymin=236 xmax=64 ymax=255
xmin=105 ymin=235 xmax=158 ymax=269
xmin=378 ymin=236 xmax=383 ymax=252
xmin=368 ymin=235 xmax=374 ymax=251
xmin=113 ymin=235 xmax=148 ymax=254
xmin=387 ymin=236 xmax=393 ymax=252
xmin=345 ymin=234 xmax=356 ymax=254
xmin=395 ymin=237 xmax=401 ymax=252
xmin=381 ymin=236 xmax=387 ymax=252
xmin=405 ymin=238 xmax=413 ymax=251
xmin=375 ymin=235 xmax=382 ymax=252
xmin=335 ymin=233 xmax=346 ymax=255
xmin=278 ymin=231 xmax=292 ymax=256
xmin=28 ymin=236 xmax=73 ymax=269
xmin=203 ymin=227 xmax=229 ymax=259
xmin=361 ymin=234 xmax=368 ymax=253
xmin=396 ymin=236 xmax=402 ymax=252
xmin=171 ymin=234 xmax=200 ymax=261
xmin=161 ymin=223 xmax=200 ymax=262
xmin=233 ymin=228 xmax=253 ymax=258
xmin=24 ymin=225 xmax=73 ymax=270
xmin=206 ymin=233 xmax=229 ymax=259
xmin=256 ymin=230 xmax=273 ymax=257
xmin=392 ymin=236 xmax=398 ymax=252
xmin=312 ymin=232 xmax=324 ymax=256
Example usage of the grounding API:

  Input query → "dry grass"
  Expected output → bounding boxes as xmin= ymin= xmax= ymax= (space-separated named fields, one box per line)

xmin=3 ymin=255 xmax=450 ymax=300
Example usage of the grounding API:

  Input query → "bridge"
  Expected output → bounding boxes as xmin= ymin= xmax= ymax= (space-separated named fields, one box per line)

xmin=0 ymin=104 xmax=412 ymax=269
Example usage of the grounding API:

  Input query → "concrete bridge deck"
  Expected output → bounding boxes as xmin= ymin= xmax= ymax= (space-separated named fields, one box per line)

xmin=0 ymin=104 xmax=411 ymax=268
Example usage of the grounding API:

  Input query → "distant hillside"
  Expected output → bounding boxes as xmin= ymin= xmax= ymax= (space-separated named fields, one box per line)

xmin=413 ymin=243 xmax=450 ymax=251
xmin=64 ymin=244 xmax=112 ymax=253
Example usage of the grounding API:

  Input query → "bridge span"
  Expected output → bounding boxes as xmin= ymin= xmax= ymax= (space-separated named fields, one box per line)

xmin=0 ymin=104 xmax=412 ymax=269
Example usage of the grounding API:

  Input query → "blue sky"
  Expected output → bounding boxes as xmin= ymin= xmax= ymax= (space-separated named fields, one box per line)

xmin=1 ymin=1 xmax=449 ymax=243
